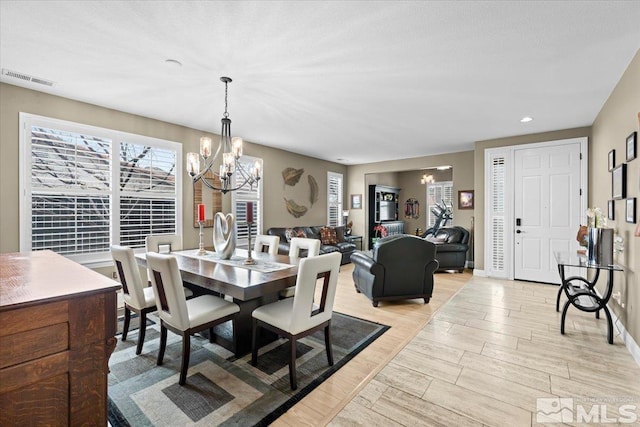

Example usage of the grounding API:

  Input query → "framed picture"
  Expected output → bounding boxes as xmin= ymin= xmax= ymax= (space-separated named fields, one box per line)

xmin=612 ymin=163 xmax=627 ymax=200
xmin=626 ymin=198 xmax=636 ymax=223
xmin=627 ymin=131 xmax=637 ymax=162
xmin=350 ymin=194 xmax=362 ymax=209
xmin=608 ymin=199 xmax=615 ymax=221
xmin=608 ymin=149 xmax=616 ymax=171
xmin=458 ymin=190 xmax=474 ymax=210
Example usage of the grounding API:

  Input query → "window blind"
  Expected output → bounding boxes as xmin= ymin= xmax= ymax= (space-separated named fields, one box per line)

xmin=21 ymin=114 xmax=181 ymax=264
xmin=328 ymin=172 xmax=343 ymax=226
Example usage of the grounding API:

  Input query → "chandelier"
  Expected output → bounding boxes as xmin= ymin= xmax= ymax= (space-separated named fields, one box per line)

xmin=186 ymin=77 xmax=262 ymax=193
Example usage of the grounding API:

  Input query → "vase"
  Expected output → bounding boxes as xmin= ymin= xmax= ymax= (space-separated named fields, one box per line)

xmin=587 ymin=227 xmax=613 ymax=265
xmin=213 ymin=212 xmax=236 ymax=259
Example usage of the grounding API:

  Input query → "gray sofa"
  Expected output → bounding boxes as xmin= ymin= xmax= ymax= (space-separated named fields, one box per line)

xmin=266 ymin=225 xmax=356 ymax=265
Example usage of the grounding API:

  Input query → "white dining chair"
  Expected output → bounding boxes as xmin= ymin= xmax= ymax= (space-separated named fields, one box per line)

xmin=111 ymin=245 xmax=157 ymax=355
xmin=146 ymin=252 xmax=240 ymax=386
xmin=145 ymin=234 xmax=194 ymax=298
xmin=279 ymin=237 xmax=321 ymax=298
xmin=254 ymin=235 xmax=280 ymax=255
xmin=251 ymin=252 xmax=341 ymax=390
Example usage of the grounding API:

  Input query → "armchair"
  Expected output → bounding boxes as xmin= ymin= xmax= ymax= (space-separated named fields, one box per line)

xmin=350 ymin=235 xmax=439 ymax=307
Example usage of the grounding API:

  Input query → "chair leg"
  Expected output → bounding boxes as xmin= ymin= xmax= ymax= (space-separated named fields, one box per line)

xmin=324 ymin=324 xmax=334 ymax=366
xmin=251 ymin=319 xmax=259 ymax=366
xmin=372 ymin=300 xmax=379 ymax=307
xmin=135 ymin=310 xmax=147 ymax=355
xmin=179 ymin=333 xmax=191 ymax=386
xmin=208 ymin=327 xmax=214 ymax=343
xmin=423 ymin=297 xmax=430 ymax=304
xmin=289 ymin=338 xmax=297 ymax=390
xmin=122 ymin=307 xmax=131 ymax=341
xmin=157 ymin=324 xmax=167 ymax=366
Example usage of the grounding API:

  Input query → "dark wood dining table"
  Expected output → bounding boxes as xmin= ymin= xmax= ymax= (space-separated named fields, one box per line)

xmin=136 ymin=248 xmax=299 ymax=356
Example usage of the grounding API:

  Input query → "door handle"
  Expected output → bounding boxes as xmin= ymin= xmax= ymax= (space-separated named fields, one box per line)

xmin=516 ymin=230 xmax=522 ymax=234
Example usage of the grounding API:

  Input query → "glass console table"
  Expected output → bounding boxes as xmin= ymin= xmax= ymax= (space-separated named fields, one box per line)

xmin=554 ymin=251 xmax=622 ymax=344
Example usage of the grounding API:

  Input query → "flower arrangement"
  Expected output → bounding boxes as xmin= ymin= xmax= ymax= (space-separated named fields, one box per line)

xmin=586 ymin=207 xmax=606 ymax=229
xmin=373 ymin=224 xmax=388 ymax=238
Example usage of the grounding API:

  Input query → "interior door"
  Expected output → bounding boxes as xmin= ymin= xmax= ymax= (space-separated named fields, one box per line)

xmin=514 ymin=143 xmax=582 ymax=284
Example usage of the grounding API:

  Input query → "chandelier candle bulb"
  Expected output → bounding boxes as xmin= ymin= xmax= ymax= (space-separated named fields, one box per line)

xmin=198 ymin=204 xmax=205 ymax=222
xmin=187 ymin=152 xmax=200 ymax=176
xmin=232 ymin=137 xmax=243 ymax=158
xmin=200 ymin=137 xmax=212 ymax=158
xmin=246 ymin=202 xmax=254 ymax=223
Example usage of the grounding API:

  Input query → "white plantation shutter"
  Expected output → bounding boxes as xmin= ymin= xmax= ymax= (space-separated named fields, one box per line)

xmin=29 ymin=127 xmax=112 ymax=255
xmin=426 ymin=181 xmax=453 ymax=227
xmin=21 ymin=114 xmax=181 ymax=264
xmin=119 ymin=142 xmax=177 ymax=248
xmin=232 ymin=156 xmax=262 ymax=249
xmin=487 ymin=153 xmax=507 ymax=277
xmin=327 ymin=172 xmax=343 ymax=226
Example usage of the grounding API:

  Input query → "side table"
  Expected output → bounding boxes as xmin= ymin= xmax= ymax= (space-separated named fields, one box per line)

xmin=554 ymin=251 xmax=622 ymax=344
xmin=347 ymin=234 xmax=363 ymax=250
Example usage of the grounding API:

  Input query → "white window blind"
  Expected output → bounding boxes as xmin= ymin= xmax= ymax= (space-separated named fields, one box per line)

xmin=426 ymin=181 xmax=453 ymax=227
xmin=327 ymin=172 xmax=343 ymax=226
xmin=21 ymin=113 xmax=181 ymax=265
xmin=232 ymin=156 xmax=262 ymax=249
xmin=119 ymin=142 xmax=177 ymax=248
xmin=488 ymin=155 xmax=507 ymax=275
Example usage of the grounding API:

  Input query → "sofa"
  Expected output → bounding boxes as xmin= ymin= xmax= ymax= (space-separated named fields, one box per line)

xmin=266 ymin=225 xmax=356 ymax=265
xmin=350 ymin=234 xmax=438 ymax=307
xmin=422 ymin=226 xmax=469 ymax=272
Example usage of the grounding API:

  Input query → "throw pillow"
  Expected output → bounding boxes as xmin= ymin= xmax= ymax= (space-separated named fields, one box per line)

xmin=320 ymin=226 xmax=338 ymax=245
xmin=284 ymin=228 xmax=295 ymax=242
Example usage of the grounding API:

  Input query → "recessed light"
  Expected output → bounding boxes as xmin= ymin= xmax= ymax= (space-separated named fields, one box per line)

xmin=520 ymin=116 xmax=533 ymax=123
xmin=165 ymin=59 xmax=183 ymax=67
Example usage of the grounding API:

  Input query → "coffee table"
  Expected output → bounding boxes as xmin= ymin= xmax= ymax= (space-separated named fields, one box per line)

xmin=136 ymin=248 xmax=299 ymax=355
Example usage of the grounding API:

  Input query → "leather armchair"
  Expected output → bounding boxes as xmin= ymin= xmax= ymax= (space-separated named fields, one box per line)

xmin=350 ymin=235 xmax=439 ymax=307
xmin=422 ymin=226 xmax=469 ymax=272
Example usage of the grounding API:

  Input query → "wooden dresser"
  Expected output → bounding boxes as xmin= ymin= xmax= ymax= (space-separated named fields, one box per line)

xmin=0 ymin=250 xmax=120 ymax=426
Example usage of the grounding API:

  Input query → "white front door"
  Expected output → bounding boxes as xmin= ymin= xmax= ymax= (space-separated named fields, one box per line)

xmin=514 ymin=143 xmax=583 ymax=284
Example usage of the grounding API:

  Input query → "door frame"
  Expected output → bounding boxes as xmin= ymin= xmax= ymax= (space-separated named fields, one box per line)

xmin=484 ymin=137 xmax=588 ymax=280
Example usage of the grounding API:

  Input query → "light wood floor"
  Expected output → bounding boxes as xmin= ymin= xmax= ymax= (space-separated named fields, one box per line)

xmin=276 ymin=264 xmax=640 ymax=426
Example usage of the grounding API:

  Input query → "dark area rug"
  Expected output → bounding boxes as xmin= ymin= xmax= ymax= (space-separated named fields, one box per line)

xmin=108 ymin=312 xmax=388 ymax=426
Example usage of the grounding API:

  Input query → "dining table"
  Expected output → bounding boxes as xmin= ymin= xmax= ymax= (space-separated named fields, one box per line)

xmin=136 ymin=248 xmax=299 ymax=356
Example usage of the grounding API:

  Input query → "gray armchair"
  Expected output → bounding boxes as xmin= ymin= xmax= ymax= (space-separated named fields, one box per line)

xmin=350 ymin=234 xmax=439 ymax=307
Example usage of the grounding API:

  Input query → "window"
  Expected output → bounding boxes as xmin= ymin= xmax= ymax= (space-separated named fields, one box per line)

xmin=20 ymin=113 xmax=181 ymax=266
xmin=327 ymin=172 xmax=343 ymax=226
xmin=232 ymin=155 xmax=263 ymax=249
xmin=426 ymin=181 xmax=453 ymax=227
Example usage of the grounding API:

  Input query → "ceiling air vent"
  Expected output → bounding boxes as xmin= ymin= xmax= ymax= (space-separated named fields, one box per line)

xmin=1 ymin=68 xmax=54 ymax=86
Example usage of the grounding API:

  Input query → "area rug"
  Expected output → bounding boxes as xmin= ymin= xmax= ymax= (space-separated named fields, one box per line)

xmin=108 ymin=312 xmax=389 ymax=426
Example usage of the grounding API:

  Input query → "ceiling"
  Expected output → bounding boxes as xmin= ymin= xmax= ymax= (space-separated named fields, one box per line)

xmin=1 ymin=1 xmax=639 ymax=165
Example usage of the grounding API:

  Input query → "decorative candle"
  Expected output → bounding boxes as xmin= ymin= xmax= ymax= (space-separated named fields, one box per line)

xmin=198 ymin=204 xmax=205 ymax=222
xmin=246 ymin=201 xmax=254 ymax=223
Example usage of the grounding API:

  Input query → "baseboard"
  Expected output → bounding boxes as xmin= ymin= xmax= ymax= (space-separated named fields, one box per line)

xmin=473 ymin=269 xmax=487 ymax=277
xmin=609 ymin=306 xmax=640 ymax=368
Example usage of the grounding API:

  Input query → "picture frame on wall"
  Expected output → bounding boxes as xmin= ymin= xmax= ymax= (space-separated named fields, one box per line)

xmin=627 ymin=131 xmax=637 ymax=162
xmin=350 ymin=194 xmax=362 ymax=209
xmin=612 ymin=163 xmax=626 ymax=200
xmin=458 ymin=190 xmax=474 ymax=210
xmin=608 ymin=199 xmax=615 ymax=220
xmin=626 ymin=198 xmax=636 ymax=223
xmin=608 ymin=149 xmax=616 ymax=171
